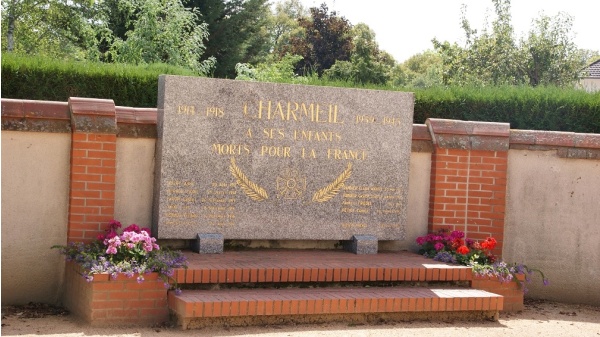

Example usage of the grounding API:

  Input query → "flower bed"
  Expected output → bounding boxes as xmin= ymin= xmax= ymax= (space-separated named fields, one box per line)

xmin=471 ymin=274 xmax=526 ymax=312
xmin=55 ymin=220 xmax=187 ymax=325
xmin=416 ymin=229 xmax=547 ymax=312
xmin=63 ymin=261 xmax=169 ymax=326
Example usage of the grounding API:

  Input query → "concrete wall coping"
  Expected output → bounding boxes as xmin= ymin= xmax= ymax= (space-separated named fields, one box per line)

xmin=1 ymin=98 xmax=157 ymax=137
xmin=1 ymin=99 xmax=598 ymax=157
xmin=425 ymin=118 xmax=510 ymax=152
xmin=68 ymin=97 xmax=115 ymax=117
xmin=426 ymin=118 xmax=510 ymax=137
xmin=509 ymin=129 xmax=600 ymax=159
xmin=510 ymin=129 xmax=600 ymax=149
xmin=115 ymin=106 xmax=158 ymax=125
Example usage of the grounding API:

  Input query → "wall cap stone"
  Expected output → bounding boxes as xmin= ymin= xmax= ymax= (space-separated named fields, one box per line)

xmin=115 ymin=106 xmax=157 ymax=125
xmin=115 ymin=106 xmax=158 ymax=138
xmin=509 ymin=130 xmax=600 ymax=159
xmin=426 ymin=118 xmax=510 ymax=151
xmin=412 ymin=124 xmax=432 ymax=140
xmin=68 ymin=97 xmax=117 ymax=134
xmin=3 ymin=98 xmax=598 ymax=154
xmin=1 ymin=99 xmax=71 ymax=132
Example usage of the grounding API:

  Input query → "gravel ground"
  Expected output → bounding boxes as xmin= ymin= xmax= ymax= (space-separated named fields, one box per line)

xmin=2 ymin=299 xmax=600 ymax=337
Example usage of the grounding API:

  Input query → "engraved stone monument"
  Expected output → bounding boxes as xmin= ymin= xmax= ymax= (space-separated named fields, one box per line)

xmin=153 ymin=76 xmax=414 ymax=253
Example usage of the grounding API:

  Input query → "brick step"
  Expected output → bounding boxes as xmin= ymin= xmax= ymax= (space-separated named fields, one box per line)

xmin=174 ymin=250 xmax=472 ymax=284
xmin=169 ymin=286 xmax=503 ymax=327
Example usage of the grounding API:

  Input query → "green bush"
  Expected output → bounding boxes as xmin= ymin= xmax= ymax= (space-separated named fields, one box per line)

xmin=413 ymin=86 xmax=600 ymax=133
xmin=1 ymin=53 xmax=197 ymax=107
xmin=2 ymin=54 xmax=599 ymax=133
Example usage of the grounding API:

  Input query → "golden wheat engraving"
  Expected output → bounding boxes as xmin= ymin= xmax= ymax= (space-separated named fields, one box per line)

xmin=312 ymin=162 xmax=353 ymax=203
xmin=229 ymin=157 xmax=268 ymax=201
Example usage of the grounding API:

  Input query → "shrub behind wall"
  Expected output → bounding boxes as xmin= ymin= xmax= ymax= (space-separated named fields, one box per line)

xmin=2 ymin=54 xmax=600 ymax=133
xmin=1 ymin=53 xmax=196 ymax=107
xmin=414 ymin=86 xmax=600 ymax=134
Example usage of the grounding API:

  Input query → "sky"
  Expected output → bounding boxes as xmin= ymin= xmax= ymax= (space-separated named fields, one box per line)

xmin=298 ymin=0 xmax=599 ymax=63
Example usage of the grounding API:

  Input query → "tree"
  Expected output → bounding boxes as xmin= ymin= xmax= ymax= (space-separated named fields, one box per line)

xmin=108 ymin=0 xmax=214 ymax=75
xmin=432 ymin=0 xmax=591 ymax=87
xmin=389 ymin=50 xmax=443 ymax=88
xmin=186 ymin=0 xmax=271 ymax=78
xmin=520 ymin=12 xmax=589 ymax=86
xmin=325 ymin=23 xmax=392 ymax=85
xmin=1 ymin=0 xmax=103 ymax=59
xmin=282 ymin=3 xmax=352 ymax=76
xmin=235 ymin=53 xmax=306 ymax=83
xmin=433 ymin=0 xmax=522 ymax=86
xmin=269 ymin=0 xmax=307 ymax=58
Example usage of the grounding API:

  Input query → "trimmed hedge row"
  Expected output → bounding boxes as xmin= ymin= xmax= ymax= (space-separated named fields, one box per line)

xmin=1 ymin=53 xmax=196 ymax=107
xmin=2 ymin=54 xmax=600 ymax=133
xmin=414 ymin=86 xmax=600 ymax=134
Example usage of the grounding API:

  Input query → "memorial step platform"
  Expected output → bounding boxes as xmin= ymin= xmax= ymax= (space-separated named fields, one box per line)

xmin=168 ymin=250 xmax=504 ymax=328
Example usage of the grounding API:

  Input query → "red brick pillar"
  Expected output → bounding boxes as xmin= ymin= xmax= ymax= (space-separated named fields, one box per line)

xmin=67 ymin=98 xmax=117 ymax=243
xmin=426 ymin=119 xmax=510 ymax=256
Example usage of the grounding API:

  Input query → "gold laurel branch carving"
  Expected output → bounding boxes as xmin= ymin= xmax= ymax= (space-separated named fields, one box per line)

xmin=229 ymin=157 xmax=268 ymax=201
xmin=312 ymin=162 xmax=353 ymax=203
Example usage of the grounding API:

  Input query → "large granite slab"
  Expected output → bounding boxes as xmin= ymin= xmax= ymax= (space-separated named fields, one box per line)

xmin=152 ymin=76 xmax=414 ymax=240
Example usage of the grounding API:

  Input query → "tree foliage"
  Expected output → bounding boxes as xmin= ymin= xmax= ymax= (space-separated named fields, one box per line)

xmin=235 ymin=53 xmax=306 ymax=83
xmin=108 ymin=0 xmax=214 ymax=75
xmin=2 ymin=0 xmax=214 ymax=75
xmin=186 ymin=0 xmax=271 ymax=78
xmin=520 ymin=12 xmax=589 ymax=86
xmin=269 ymin=0 xmax=307 ymax=58
xmin=280 ymin=3 xmax=353 ymax=76
xmin=325 ymin=23 xmax=392 ymax=85
xmin=389 ymin=50 xmax=443 ymax=88
xmin=433 ymin=0 xmax=590 ymax=87
xmin=1 ymin=0 xmax=102 ymax=59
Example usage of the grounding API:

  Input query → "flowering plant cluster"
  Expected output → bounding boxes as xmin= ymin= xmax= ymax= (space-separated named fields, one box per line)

xmin=416 ymin=229 xmax=548 ymax=292
xmin=53 ymin=220 xmax=187 ymax=293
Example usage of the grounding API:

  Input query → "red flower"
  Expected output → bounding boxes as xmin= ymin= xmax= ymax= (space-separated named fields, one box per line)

xmin=124 ymin=224 xmax=140 ymax=233
xmin=481 ymin=237 xmax=497 ymax=250
xmin=456 ymin=245 xmax=470 ymax=255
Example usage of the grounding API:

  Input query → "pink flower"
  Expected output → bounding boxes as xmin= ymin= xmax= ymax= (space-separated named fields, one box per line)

xmin=104 ymin=231 xmax=117 ymax=241
xmin=434 ymin=242 xmax=445 ymax=251
xmin=450 ymin=230 xmax=464 ymax=239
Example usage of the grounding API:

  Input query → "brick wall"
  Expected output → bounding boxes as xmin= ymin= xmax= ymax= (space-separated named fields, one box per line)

xmin=63 ymin=262 xmax=169 ymax=325
xmin=426 ymin=119 xmax=510 ymax=256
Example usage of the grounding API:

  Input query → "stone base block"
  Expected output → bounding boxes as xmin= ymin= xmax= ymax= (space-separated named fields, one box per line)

xmin=344 ymin=235 xmax=378 ymax=255
xmin=192 ymin=233 xmax=224 ymax=254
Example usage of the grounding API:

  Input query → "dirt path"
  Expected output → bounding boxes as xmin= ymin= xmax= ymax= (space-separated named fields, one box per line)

xmin=2 ymin=299 xmax=599 ymax=337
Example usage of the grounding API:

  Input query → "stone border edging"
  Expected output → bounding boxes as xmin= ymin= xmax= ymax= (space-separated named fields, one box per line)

xmin=2 ymin=99 xmax=599 ymax=158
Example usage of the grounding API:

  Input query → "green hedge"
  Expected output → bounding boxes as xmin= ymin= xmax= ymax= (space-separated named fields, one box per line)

xmin=413 ymin=86 xmax=600 ymax=134
xmin=2 ymin=54 xmax=599 ymax=133
xmin=1 ymin=53 xmax=196 ymax=107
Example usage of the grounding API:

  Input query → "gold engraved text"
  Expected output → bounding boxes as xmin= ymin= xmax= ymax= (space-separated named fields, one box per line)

xmin=243 ymin=100 xmax=343 ymax=124
xmin=212 ymin=143 xmax=251 ymax=156
xmin=177 ymin=105 xmax=195 ymax=115
xmin=260 ymin=146 xmax=291 ymax=157
xmin=327 ymin=148 xmax=367 ymax=161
